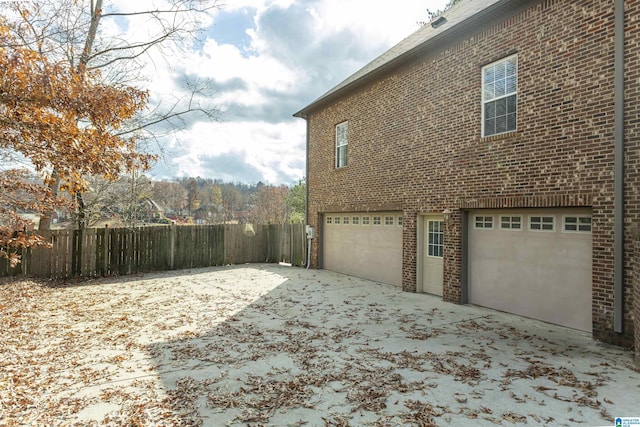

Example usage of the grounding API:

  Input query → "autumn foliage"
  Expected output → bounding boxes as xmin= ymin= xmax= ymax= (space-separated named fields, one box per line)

xmin=0 ymin=20 xmax=155 ymax=265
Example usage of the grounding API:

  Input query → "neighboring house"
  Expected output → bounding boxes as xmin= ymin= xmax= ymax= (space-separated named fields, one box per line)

xmin=140 ymin=197 xmax=165 ymax=221
xmin=295 ymin=0 xmax=638 ymax=348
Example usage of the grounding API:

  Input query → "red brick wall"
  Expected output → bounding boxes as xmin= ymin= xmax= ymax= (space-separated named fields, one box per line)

xmin=305 ymin=0 xmax=636 ymax=346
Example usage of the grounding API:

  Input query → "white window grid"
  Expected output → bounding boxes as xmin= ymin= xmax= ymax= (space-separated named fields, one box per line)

xmin=326 ymin=216 xmax=333 ymax=225
xmin=482 ymin=54 xmax=517 ymax=137
xmin=474 ymin=215 xmax=494 ymax=229
xmin=343 ymin=216 xmax=350 ymax=225
xmin=373 ymin=216 xmax=382 ymax=225
xmin=500 ymin=215 xmax=522 ymax=230
xmin=427 ymin=220 xmax=444 ymax=258
xmin=352 ymin=216 xmax=360 ymax=225
xmin=362 ymin=216 xmax=370 ymax=226
xmin=529 ymin=215 xmax=555 ymax=232
xmin=335 ymin=121 xmax=348 ymax=168
xmin=334 ymin=216 xmax=341 ymax=225
xmin=384 ymin=216 xmax=394 ymax=226
xmin=563 ymin=215 xmax=592 ymax=233
xmin=397 ymin=216 xmax=403 ymax=227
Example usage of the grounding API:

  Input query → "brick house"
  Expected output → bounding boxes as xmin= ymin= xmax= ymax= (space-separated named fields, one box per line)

xmin=294 ymin=0 xmax=638 ymax=347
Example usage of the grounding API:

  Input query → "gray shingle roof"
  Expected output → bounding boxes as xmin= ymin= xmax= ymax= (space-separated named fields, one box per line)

xmin=294 ymin=0 xmax=517 ymax=118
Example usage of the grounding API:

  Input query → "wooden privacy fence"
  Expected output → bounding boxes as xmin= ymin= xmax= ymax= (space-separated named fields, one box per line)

xmin=1 ymin=223 xmax=306 ymax=279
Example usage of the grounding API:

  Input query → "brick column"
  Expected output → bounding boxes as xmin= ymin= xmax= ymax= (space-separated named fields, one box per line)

xmin=443 ymin=209 xmax=462 ymax=304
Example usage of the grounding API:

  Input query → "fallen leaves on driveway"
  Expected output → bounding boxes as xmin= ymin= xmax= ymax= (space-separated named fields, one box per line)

xmin=1 ymin=265 xmax=638 ymax=426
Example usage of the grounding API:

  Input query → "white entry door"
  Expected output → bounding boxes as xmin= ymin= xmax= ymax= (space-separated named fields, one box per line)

xmin=422 ymin=216 xmax=444 ymax=296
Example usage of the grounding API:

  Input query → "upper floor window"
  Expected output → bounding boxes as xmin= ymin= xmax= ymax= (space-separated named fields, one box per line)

xmin=335 ymin=121 xmax=348 ymax=168
xmin=482 ymin=55 xmax=517 ymax=137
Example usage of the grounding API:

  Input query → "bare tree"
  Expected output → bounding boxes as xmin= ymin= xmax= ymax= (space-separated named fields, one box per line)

xmin=81 ymin=174 xmax=153 ymax=228
xmin=220 ymin=184 xmax=242 ymax=223
xmin=185 ymin=177 xmax=200 ymax=216
xmin=2 ymin=0 xmax=221 ymax=229
xmin=248 ymin=185 xmax=289 ymax=225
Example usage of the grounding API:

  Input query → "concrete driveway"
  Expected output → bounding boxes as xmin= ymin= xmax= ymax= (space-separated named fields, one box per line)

xmin=1 ymin=264 xmax=638 ymax=426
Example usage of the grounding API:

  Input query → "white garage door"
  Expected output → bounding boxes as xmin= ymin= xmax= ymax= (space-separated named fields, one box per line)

xmin=469 ymin=208 xmax=592 ymax=332
xmin=323 ymin=212 xmax=402 ymax=286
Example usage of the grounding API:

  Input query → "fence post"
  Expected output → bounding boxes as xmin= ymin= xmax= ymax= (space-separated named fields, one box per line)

xmin=103 ymin=225 xmax=109 ymax=275
xmin=72 ymin=228 xmax=82 ymax=277
xmin=21 ymin=247 xmax=28 ymax=276
xmin=170 ymin=223 xmax=176 ymax=270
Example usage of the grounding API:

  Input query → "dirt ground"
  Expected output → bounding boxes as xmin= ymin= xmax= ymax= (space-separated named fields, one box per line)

xmin=1 ymin=264 xmax=639 ymax=426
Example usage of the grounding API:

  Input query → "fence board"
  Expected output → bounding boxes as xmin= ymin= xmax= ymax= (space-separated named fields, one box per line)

xmin=1 ymin=223 xmax=305 ymax=279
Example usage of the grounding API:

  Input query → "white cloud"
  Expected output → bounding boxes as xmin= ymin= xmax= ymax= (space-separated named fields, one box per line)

xmin=101 ymin=0 xmax=452 ymax=184
xmin=307 ymin=0 xmax=433 ymax=45
xmin=167 ymin=120 xmax=306 ymax=184
xmin=197 ymin=39 xmax=296 ymax=92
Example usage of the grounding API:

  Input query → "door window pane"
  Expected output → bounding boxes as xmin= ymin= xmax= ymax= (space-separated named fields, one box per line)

xmin=428 ymin=220 xmax=444 ymax=258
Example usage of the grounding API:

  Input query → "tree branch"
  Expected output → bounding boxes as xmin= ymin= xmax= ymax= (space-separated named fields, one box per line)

xmin=101 ymin=4 xmax=217 ymax=18
xmin=86 ymin=31 xmax=175 ymax=68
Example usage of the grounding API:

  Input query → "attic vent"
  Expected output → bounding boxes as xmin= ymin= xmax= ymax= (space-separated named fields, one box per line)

xmin=430 ymin=16 xmax=447 ymax=28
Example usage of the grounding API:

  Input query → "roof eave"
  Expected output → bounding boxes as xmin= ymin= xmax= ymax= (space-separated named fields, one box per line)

xmin=294 ymin=0 xmax=529 ymax=119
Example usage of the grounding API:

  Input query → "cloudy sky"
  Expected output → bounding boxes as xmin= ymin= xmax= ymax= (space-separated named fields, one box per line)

xmin=116 ymin=0 xmax=451 ymax=185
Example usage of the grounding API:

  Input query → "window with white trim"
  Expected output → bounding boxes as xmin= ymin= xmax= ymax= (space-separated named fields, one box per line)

xmin=326 ymin=216 xmax=333 ymax=225
xmin=352 ymin=216 xmax=360 ymax=225
xmin=474 ymin=215 xmax=494 ymax=229
xmin=500 ymin=215 xmax=522 ymax=230
xmin=427 ymin=220 xmax=444 ymax=257
xmin=530 ymin=215 xmax=554 ymax=231
xmin=362 ymin=216 xmax=370 ymax=225
xmin=334 ymin=216 xmax=341 ymax=225
xmin=384 ymin=216 xmax=394 ymax=226
xmin=397 ymin=216 xmax=403 ymax=227
xmin=482 ymin=55 xmax=517 ymax=136
xmin=343 ymin=216 xmax=350 ymax=225
xmin=335 ymin=121 xmax=348 ymax=168
xmin=563 ymin=215 xmax=592 ymax=233
xmin=373 ymin=216 xmax=382 ymax=225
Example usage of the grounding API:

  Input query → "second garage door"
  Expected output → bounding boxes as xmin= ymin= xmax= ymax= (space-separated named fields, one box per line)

xmin=469 ymin=208 xmax=592 ymax=332
xmin=323 ymin=212 xmax=403 ymax=286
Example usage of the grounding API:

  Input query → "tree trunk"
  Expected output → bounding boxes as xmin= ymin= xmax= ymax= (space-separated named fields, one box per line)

xmin=38 ymin=173 xmax=60 ymax=230
xmin=80 ymin=0 xmax=103 ymax=69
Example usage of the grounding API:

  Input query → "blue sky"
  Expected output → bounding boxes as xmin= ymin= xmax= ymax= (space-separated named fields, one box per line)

xmin=117 ymin=0 xmax=451 ymax=185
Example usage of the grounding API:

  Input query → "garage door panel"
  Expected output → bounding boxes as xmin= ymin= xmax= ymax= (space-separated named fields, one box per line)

xmin=469 ymin=209 xmax=592 ymax=332
xmin=323 ymin=213 xmax=402 ymax=286
xmin=470 ymin=258 xmax=591 ymax=327
xmin=475 ymin=232 xmax=590 ymax=268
